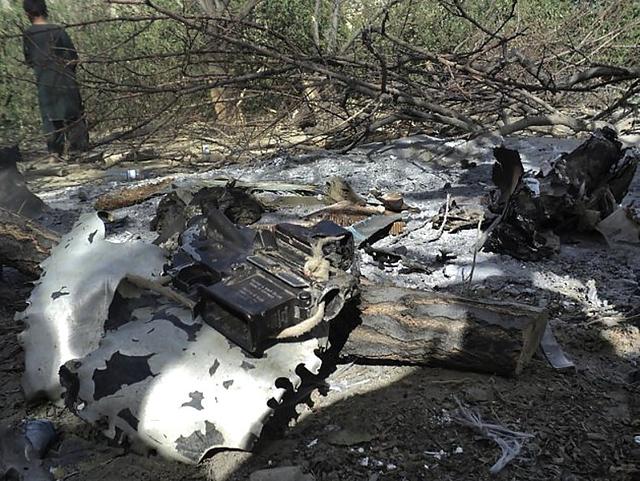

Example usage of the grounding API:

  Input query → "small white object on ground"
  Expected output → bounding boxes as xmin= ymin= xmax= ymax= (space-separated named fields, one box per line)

xmin=453 ymin=397 xmax=534 ymax=474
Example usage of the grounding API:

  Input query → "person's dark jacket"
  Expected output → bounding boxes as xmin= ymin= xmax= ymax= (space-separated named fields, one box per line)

xmin=23 ymin=23 xmax=83 ymax=121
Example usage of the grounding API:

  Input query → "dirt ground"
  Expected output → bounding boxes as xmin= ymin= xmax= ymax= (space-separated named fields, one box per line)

xmin=1 ymin=135 xmax=639 ymax=481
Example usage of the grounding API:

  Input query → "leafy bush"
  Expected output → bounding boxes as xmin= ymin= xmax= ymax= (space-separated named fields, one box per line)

xmin=0 ymin=0 xmax=638 ymax=147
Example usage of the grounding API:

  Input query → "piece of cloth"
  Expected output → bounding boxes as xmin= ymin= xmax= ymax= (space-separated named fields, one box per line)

xmin=23 ymin=23 xmax=88 ymax=154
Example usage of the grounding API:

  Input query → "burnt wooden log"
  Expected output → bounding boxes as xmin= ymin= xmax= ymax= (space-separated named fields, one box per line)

xmin=0 ymin=207 xmax=60 ymax=278
xmin=94 ymin=178 xmax=173 ymax=211
xmin=342 ymin=286 xmax=548 ymax=376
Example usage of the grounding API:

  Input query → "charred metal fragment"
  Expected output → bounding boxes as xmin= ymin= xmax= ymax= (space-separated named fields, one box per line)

xmin=346 ymin=214 xmax=403 ymax=248
xmin=194 ymin=185 xmax=264 ymax=226
xmin=19 ymin=213 xmax=166 ymax=402
xmin=150 ymin=190 xmax=193 ymax=244
xmin=59 ymin=365 xmax=81 ymax=409
xmin=485 ymin=129 xmax=639 ymax=260
xmin=241 ymin=361 xmax=256 ymax=370
xmin=0 ymin=145 xmax=45 ymax=219
xmin=363 ymin=245 xmax=433 ymax=274
xmin=151 ymin=184 xmax=265 ymax=246
xmin=58 ymin=280 xmax=324 ymax=463
xmin=492 ymin=146 xmax=524 ymax=203
xmin=597 ymin=204 xmax=640 ymax=244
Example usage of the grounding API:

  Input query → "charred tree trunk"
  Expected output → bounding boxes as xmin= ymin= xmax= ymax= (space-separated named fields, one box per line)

xmin=0 ymin=208 xmax=60 ymax=278
xmin=342 ymin=285 xmax=548 ymax=376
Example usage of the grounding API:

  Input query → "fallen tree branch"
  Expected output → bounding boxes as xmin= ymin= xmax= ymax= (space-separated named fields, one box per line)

xmin=429 ymin=193 xmax=451 ymax=242
xmin=498 ymin=113 xmax=610 ymax=136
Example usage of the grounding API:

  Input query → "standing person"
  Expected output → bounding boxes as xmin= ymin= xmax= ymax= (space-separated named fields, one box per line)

xmin=22 ymin=0 xmax=88 ymax=157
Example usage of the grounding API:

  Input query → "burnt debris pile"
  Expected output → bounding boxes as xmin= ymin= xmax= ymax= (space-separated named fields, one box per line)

xmin=485 ymin=128 xmax=639 ymax=260
xmin=1 ymin=129 xmax=637 ymax=468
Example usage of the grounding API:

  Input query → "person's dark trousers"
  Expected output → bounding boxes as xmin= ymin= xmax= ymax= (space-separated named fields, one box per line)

xmin=66 ymin=116 xmax=89 ymax=152
xmin=43 ymin=116 xmax=65 ymax=155
xmin=43 ymin=115 xmax=89 ymax=155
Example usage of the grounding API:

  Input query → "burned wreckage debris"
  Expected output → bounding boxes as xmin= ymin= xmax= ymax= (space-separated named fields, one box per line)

xmin=17 ymin=133 xmax=638 ymax=465
xmin=8 ymin=172 xmax=553 ymax=464
xmin=428 ymin=128 xmax=640 ymax=259
xmin=171 ymin=210 xmax=358 ymax=355
xmin=484 ymin=128 xmax=639 ymax=260
xmin=0 ymin=145 xmax=45 ymax=219
xmin=14 ymin=178 xmax=362 ymax=463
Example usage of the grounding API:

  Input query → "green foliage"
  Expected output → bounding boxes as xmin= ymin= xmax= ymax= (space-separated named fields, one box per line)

xmin=0 ymin=0 xmax=638 ymax=146
xmin=0 ymin=0 xmax=196 ymax=145
xmin=0 ymin=6 xmax=39 ymax=144
xmin=256 ymin=0 xmax=316 ymax=51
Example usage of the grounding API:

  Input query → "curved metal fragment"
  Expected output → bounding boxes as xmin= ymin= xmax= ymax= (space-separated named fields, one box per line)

xmin=60 ymin=286 xmax=324 ymax=464
xmin=19 ymin=212 xmax=326 ymax=463
xmin=18 ymin=213 xmax=167 ymax=402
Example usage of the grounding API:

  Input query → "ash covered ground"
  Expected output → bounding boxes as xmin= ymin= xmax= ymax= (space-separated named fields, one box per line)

xmin=1 ymin=135 xmax=639 ymax=480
